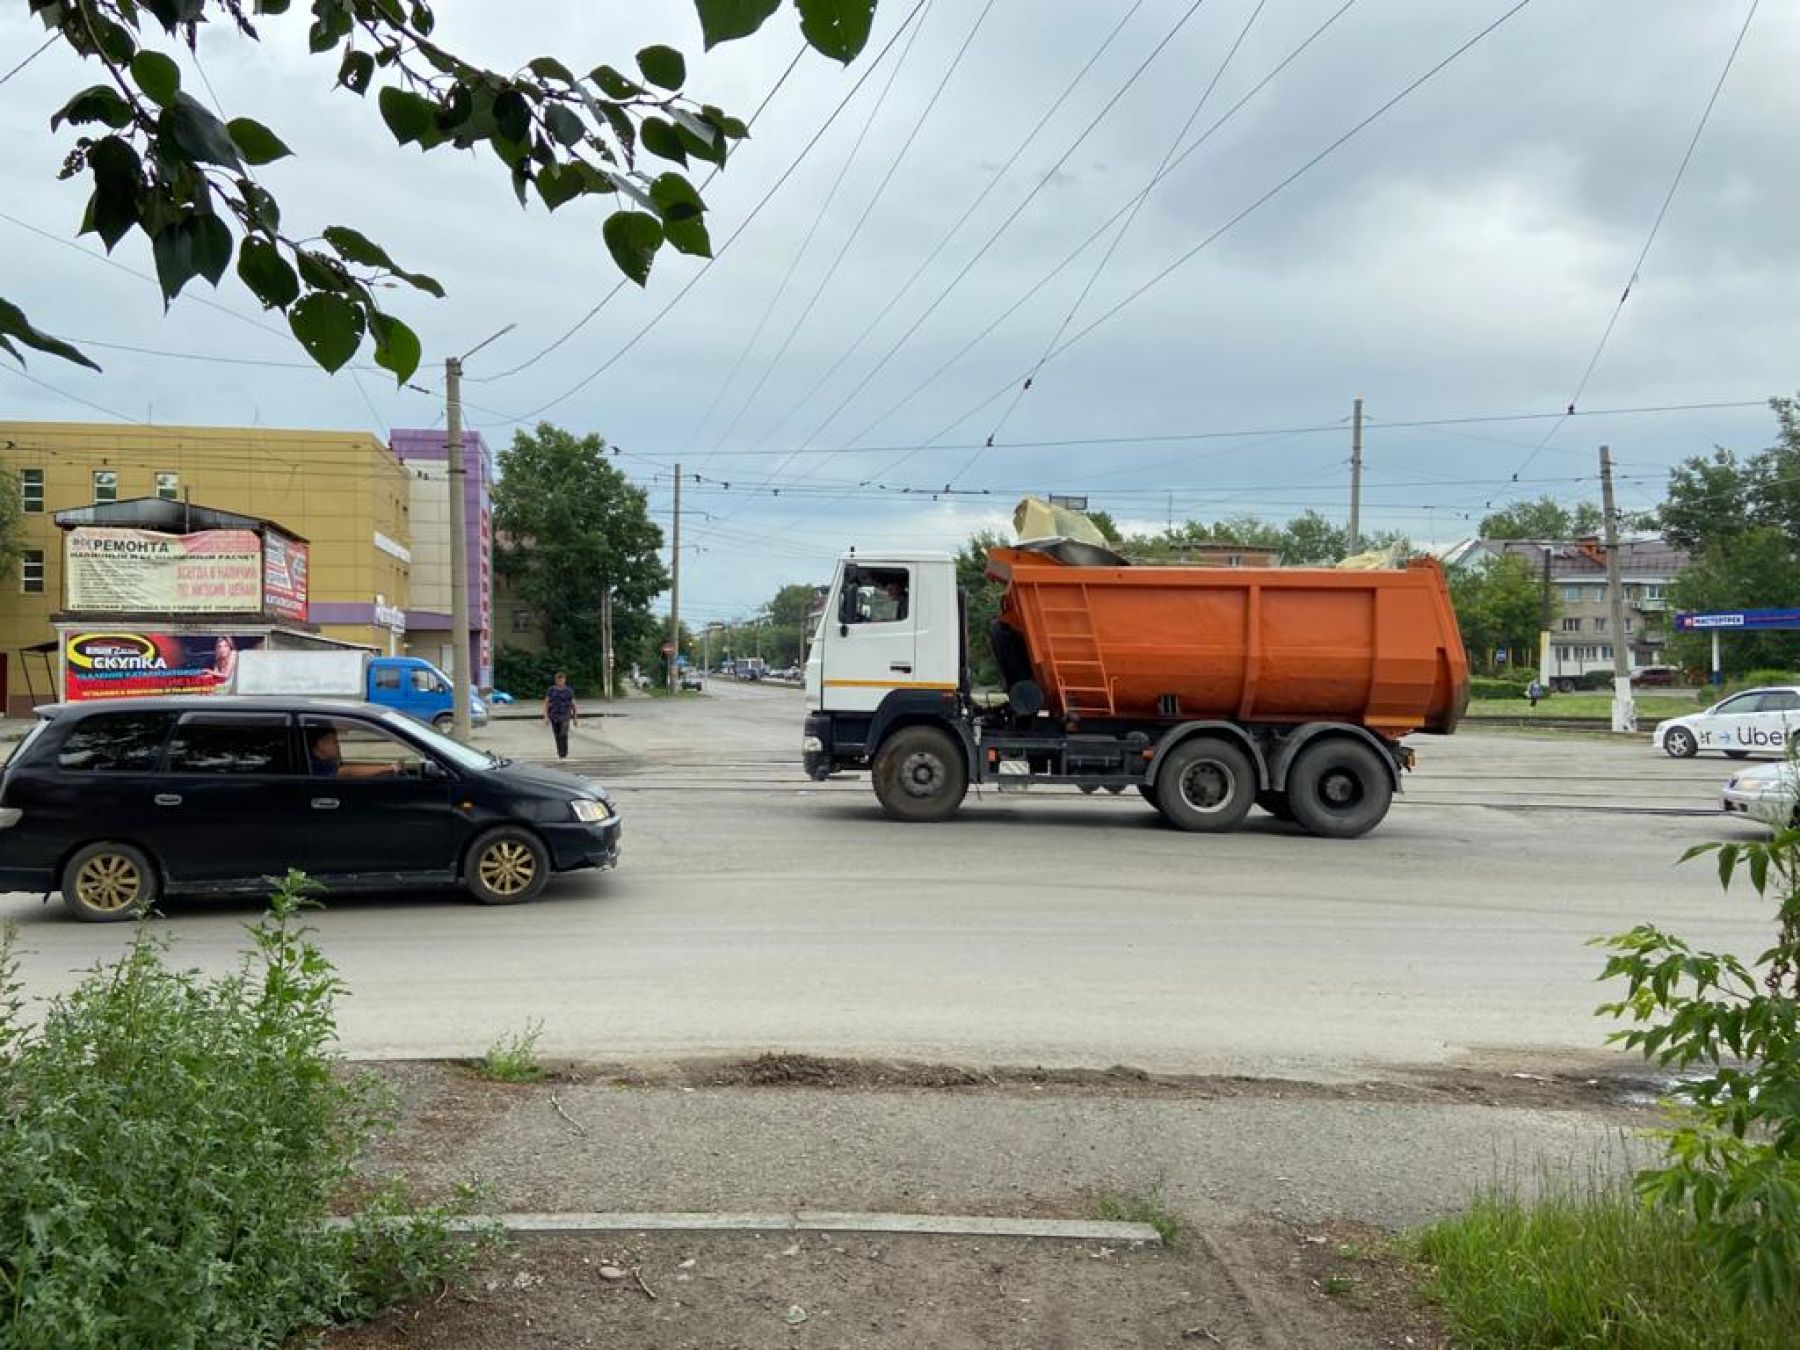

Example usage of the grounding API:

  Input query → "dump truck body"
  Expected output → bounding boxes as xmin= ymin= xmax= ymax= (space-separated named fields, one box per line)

xmin=987 ymin=547 xmax=1466 ymax=736
xmin=803 ymin=548 xmax=1467 ymax=838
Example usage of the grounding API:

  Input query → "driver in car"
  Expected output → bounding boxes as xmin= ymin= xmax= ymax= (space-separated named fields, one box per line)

xmin=307 ymin=725 xmax=400 ymax=779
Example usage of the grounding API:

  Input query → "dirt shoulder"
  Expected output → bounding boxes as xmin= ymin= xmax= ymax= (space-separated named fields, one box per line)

xmin=322 ymin=1053 xmax=1661 ymax=1348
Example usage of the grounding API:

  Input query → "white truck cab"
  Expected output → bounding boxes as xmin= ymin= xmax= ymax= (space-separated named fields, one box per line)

xmin=805 ymin=553 xmax=962 ymax=715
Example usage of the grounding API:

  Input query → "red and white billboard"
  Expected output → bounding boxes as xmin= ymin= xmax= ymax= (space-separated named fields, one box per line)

xmin=66 ymin=528 xmax=261 ymax=613
xmin=263 ymin=534 xmax=310 ymax=623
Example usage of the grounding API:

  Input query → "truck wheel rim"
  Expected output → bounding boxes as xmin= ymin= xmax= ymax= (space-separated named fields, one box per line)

xmin=77 ymin=854 xmax=142 ymax=912
xmin=900 ymin=751 xmax=946 ymax=798
xmin=1318 ymin=769 xmax=1364 ymax=811
xmin=479 ymin=841 xmax=537 ymax=895
xmin=1179 ymin=761 xmax=1235 ymax=813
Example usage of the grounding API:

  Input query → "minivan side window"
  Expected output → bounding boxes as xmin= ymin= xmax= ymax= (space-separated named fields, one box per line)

xmin=373 ymin=667 xmax=402 ymax=692
xmin=410 ymin=669 xmax=443 ymax=694
xmin=1757 ymin=691 xmax=1800 ymax=713
xmin=1713 ymin=694 xmax=1760 ymax=715
xmin=166 ymin=715 xmax=295 ymax=775
xmin=55 ymin=712 xmax=176 ymax=771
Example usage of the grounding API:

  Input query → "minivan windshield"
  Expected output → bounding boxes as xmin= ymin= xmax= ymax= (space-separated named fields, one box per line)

xmin=5 ymin=717 xmax=50 ymax=769
xmin=380 ymin=710 xmax=494 ymax=771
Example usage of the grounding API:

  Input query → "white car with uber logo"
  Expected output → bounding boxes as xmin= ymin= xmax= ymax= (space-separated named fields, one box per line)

xmin=1653 ymin=686 xmax=1800 ymax=759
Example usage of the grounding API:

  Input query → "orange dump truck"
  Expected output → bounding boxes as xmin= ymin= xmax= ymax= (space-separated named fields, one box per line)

xmin=803 ymin=543 xmax=1467 ymax=837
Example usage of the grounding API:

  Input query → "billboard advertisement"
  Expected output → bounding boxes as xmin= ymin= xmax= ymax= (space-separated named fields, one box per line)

xmin=62 ymin=631 xmax=266 ymax=702
xmin=66 ymin=528 xmax=263 ymax=614
xmin=263 ymin=534 xmax=310 ymax=623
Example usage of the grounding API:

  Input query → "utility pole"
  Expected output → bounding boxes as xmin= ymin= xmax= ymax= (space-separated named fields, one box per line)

xmin=668 ymin=463 xmax=681 ymax=693
xmin=1600 ymin=445 xmax=1635 ymax=732
xmin=600 ymin=590 xmax=614 ymax=700
xmin=1538 ymin=545 xmax=1554 ymax=689
xmin=1348 ymin=396 xmax=1364 ymax=556
xmin=444 ymin=323 xmax=513 ymax=740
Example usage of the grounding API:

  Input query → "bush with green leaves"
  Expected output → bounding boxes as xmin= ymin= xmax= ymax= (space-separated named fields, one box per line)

xmin=1594 ymin=819 xmax=1800 ymax=1309
xmin=0 ymin=872 xmax=486 ymax=1347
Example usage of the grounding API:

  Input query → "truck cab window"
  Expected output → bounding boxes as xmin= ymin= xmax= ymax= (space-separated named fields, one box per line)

xmin=842 ymin=568 xmax=909 ymax=624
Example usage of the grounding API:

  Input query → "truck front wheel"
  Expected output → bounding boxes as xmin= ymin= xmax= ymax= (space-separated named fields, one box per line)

xmin=1285 ymin=740 xmax=1392 ymax=839
xmin=872 ymin=726 xmax=968 ymax=823
xmin=1155 ymin=738 xmax=1255 ymax=832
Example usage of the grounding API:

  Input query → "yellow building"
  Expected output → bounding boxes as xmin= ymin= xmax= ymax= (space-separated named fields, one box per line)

xmin=0 ymin=422 xmax=415 ymax=710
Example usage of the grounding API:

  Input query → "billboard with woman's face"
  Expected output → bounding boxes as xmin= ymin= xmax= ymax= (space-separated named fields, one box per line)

xmin=61 ymin=632 xmax=265 ymax=701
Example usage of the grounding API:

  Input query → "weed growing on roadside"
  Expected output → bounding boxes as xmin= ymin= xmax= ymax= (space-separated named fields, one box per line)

xmin=1594 ymin=812 xmax=1800 ymax=1310
xmin=1414 ymin=1170 xmax=1798 ymax=1349
xmin=0 ymin=871 xmax=490 ymax=1348
xmin=1092 ymin=1187 xmax=1182 ymax=1245
xmin=479 ymin=1019 xmax=547 ymax=1082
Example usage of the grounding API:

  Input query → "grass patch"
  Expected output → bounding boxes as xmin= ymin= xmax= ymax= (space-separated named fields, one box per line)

xmin=1466 ymin=692 xmax=1693 ymax=720
xmin=1414 ymin=1175 xmax=1800 ymax=1349
xmin=478 ymin=1020 xmax=546 ymax=1082
xmin=1092 ymin=1187 xmax=1182 ymax=1245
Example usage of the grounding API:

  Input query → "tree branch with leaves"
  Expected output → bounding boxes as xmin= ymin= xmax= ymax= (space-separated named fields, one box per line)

xmin=5 ymin=0 xmax=877 ymax=380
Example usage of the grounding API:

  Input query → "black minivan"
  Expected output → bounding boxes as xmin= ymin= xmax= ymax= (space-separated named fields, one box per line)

xmin=0 ymin=697 xmax=621 ymax=921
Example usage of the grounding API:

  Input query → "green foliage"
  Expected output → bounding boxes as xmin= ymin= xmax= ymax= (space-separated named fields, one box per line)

xmin=478 ymin=1021 xmax=546 ymax=1083
xmin=1449 ymin=552 xmax=1551 ymax=672
xmin=957 ymin=529 xmax=1010 ymax=689
xmin=11 ymin=0 xmax=876 ymax=379
xmin=492 ymin=423 xmax=669 ymax=694
xmin=1668 ymin=527 xmax=1800 ymax=675
xmin=1478 ymin=495 xmax=1604 ymax=540
xmin=0 ymin=872 xmax=487 ymax=1347
xmin=1415 ymin=1170 xmax=1799 ymax=1349
xmin=1092 ymin=1188 xmax=1182 ymax=1246
xmin=1468 ymin=676 xmax=1531 ymax=700
xmin=0 ymin=471 xmax=22 ymax=584
xmin=1593 ymin=820 xmax=1800 ymax=1311
xmin=494 ymin=645 xmax=567 ymax=701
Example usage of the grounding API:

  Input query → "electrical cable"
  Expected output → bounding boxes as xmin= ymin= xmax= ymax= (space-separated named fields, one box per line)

xmin=0 ymin=361 xmax=139 ymax=422
xmin=0 ymin=32 xmax=57 ymax=86
xmin=473 ymin=0 xmax=930 ymax=427
xmin=469 ymin=42 xmax=810 ymax=386
xmin=708 ymin=0 xmax=1148 ymax=478
xmin=683 ymin=2 xmax=938 ymax=474
xmin=968 ymin=0 xmax=1270 ymax=474
xmin=693 ymin=0 xmax=993 ymax=475
xmin=1506 ymin=0 xmax=1760 ymax=482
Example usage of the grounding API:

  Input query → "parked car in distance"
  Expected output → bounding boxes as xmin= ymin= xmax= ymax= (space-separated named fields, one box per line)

xmin=1722 ymin=758 xmax=1799 ymax=830
xmin=486 ymin=688 xmax=516 ymax=704
xmin=1652 ymin=686 xmax=1800 ymax=759
xmin=0 ymin=697 xmax=621 ymax=922
xmin=678 ymin=670 xmax=704 ymax=691
xmin=1630 ymin=665 xmax=1679 ymax=687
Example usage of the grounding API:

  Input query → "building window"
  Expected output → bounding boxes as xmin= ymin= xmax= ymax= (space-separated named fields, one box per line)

xmin=1643 ymin=584 xmax=1664 ymax=600
xmin=1561 ymin=617 xmax=1581 ymax=632
xmin=1561 ymin=585 xmax=1583 ymax=603
xmin=1625 ymin=618 xmax=1634 ymax=632
xmin=21 ymin=549 xmax=44 ymax=594
xmin=155 ymin=471 xmax=180 ymax=501
xmin=511 ymin=607 xmax=534 ymax=633
xmin=1593 ymin=618 xmax=1606 ymax=634
xmin=92 ymin=469 xmax=117 ymax=504
xmin=19 ymin=468 xmax=43 ymax=513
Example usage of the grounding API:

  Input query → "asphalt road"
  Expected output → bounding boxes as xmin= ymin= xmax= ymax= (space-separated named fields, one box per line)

xmin=0 ymin=682 xmax=1775 ymax=1080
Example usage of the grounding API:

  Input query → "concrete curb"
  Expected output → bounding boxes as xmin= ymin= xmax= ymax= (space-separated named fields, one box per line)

xmin=346 ymin=1211 xmax=1163 ymax=1244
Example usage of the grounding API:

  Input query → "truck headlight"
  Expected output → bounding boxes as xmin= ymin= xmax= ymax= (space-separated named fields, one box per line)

xmin=571 ymin=798 xmax=613 ymax=824
xmin=803 ymin=735 xmax=824 ymax=752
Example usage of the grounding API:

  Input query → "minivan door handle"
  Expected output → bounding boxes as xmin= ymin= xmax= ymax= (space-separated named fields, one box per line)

xmin=311 ymin=797 xmax=340 ymax=810
xmin=153 ymin=793 xmax=182 ymax=807
xmin=890 ymin=662 xmax=913 ymax=674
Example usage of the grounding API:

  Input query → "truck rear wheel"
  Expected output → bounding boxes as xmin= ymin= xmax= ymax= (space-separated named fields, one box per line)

xmin=1155 ymin=738 xmax=1255 ymax=832
xmin=873 ymin=726 xmax=968 ymax=823
xmin=1285 ymin=740 xmax=1392 ymax=839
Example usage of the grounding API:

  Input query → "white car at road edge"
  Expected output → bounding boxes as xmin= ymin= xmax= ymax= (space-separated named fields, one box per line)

xmin=1652 ymin=686 xmax=1800 ymax=759
xmin=1722 ymin=759 xmax=1800 ymax=830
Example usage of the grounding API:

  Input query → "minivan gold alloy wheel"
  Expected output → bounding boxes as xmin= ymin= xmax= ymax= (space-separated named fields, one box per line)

xmin=76 ymin=851 xmax=144 ymax=913
xmin=477 ymin=839 xmax=537 ymax=896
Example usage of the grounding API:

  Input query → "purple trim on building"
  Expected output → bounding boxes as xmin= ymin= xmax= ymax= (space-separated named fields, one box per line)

xmin=392 ymin=428 xmax=495 ymax=685
xmin=310 ymin=601 xmax=376 ymax=624
xmin=406 ymin=610 xmax=452 ymax=632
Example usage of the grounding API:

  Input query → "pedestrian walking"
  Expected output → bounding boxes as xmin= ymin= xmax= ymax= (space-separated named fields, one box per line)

xmin=1526 ymin=678 xmax=1543 ymax=709
xmin=543 ymin=671 xmax=578 ymax=761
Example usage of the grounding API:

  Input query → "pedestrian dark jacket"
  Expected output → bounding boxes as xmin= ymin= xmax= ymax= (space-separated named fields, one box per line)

xmin=546 ymin=684 xmax=577 ymax=723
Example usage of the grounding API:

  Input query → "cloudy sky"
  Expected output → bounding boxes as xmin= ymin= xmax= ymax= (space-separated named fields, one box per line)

xmin=1 ymin=0 xmax=1795 ymax=624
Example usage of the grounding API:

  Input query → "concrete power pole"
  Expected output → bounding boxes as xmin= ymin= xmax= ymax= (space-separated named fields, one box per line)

xmin=445 ymin=324 xmax=513 ymax=741
xmin=668 ymin=463 xmax=681 ymax=693
xmin=600 ymin=590 xmax=614 ymax=701
xmin=1600 ymin=445 xmax=1635 ymax=732
xmin=1538 ymin=545 xmax=1554 ymax=688
xmin=445 ymin=355 xmax=472 ymax=741
xmin=1348 ymin=396 xmax=1364 ymax=556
